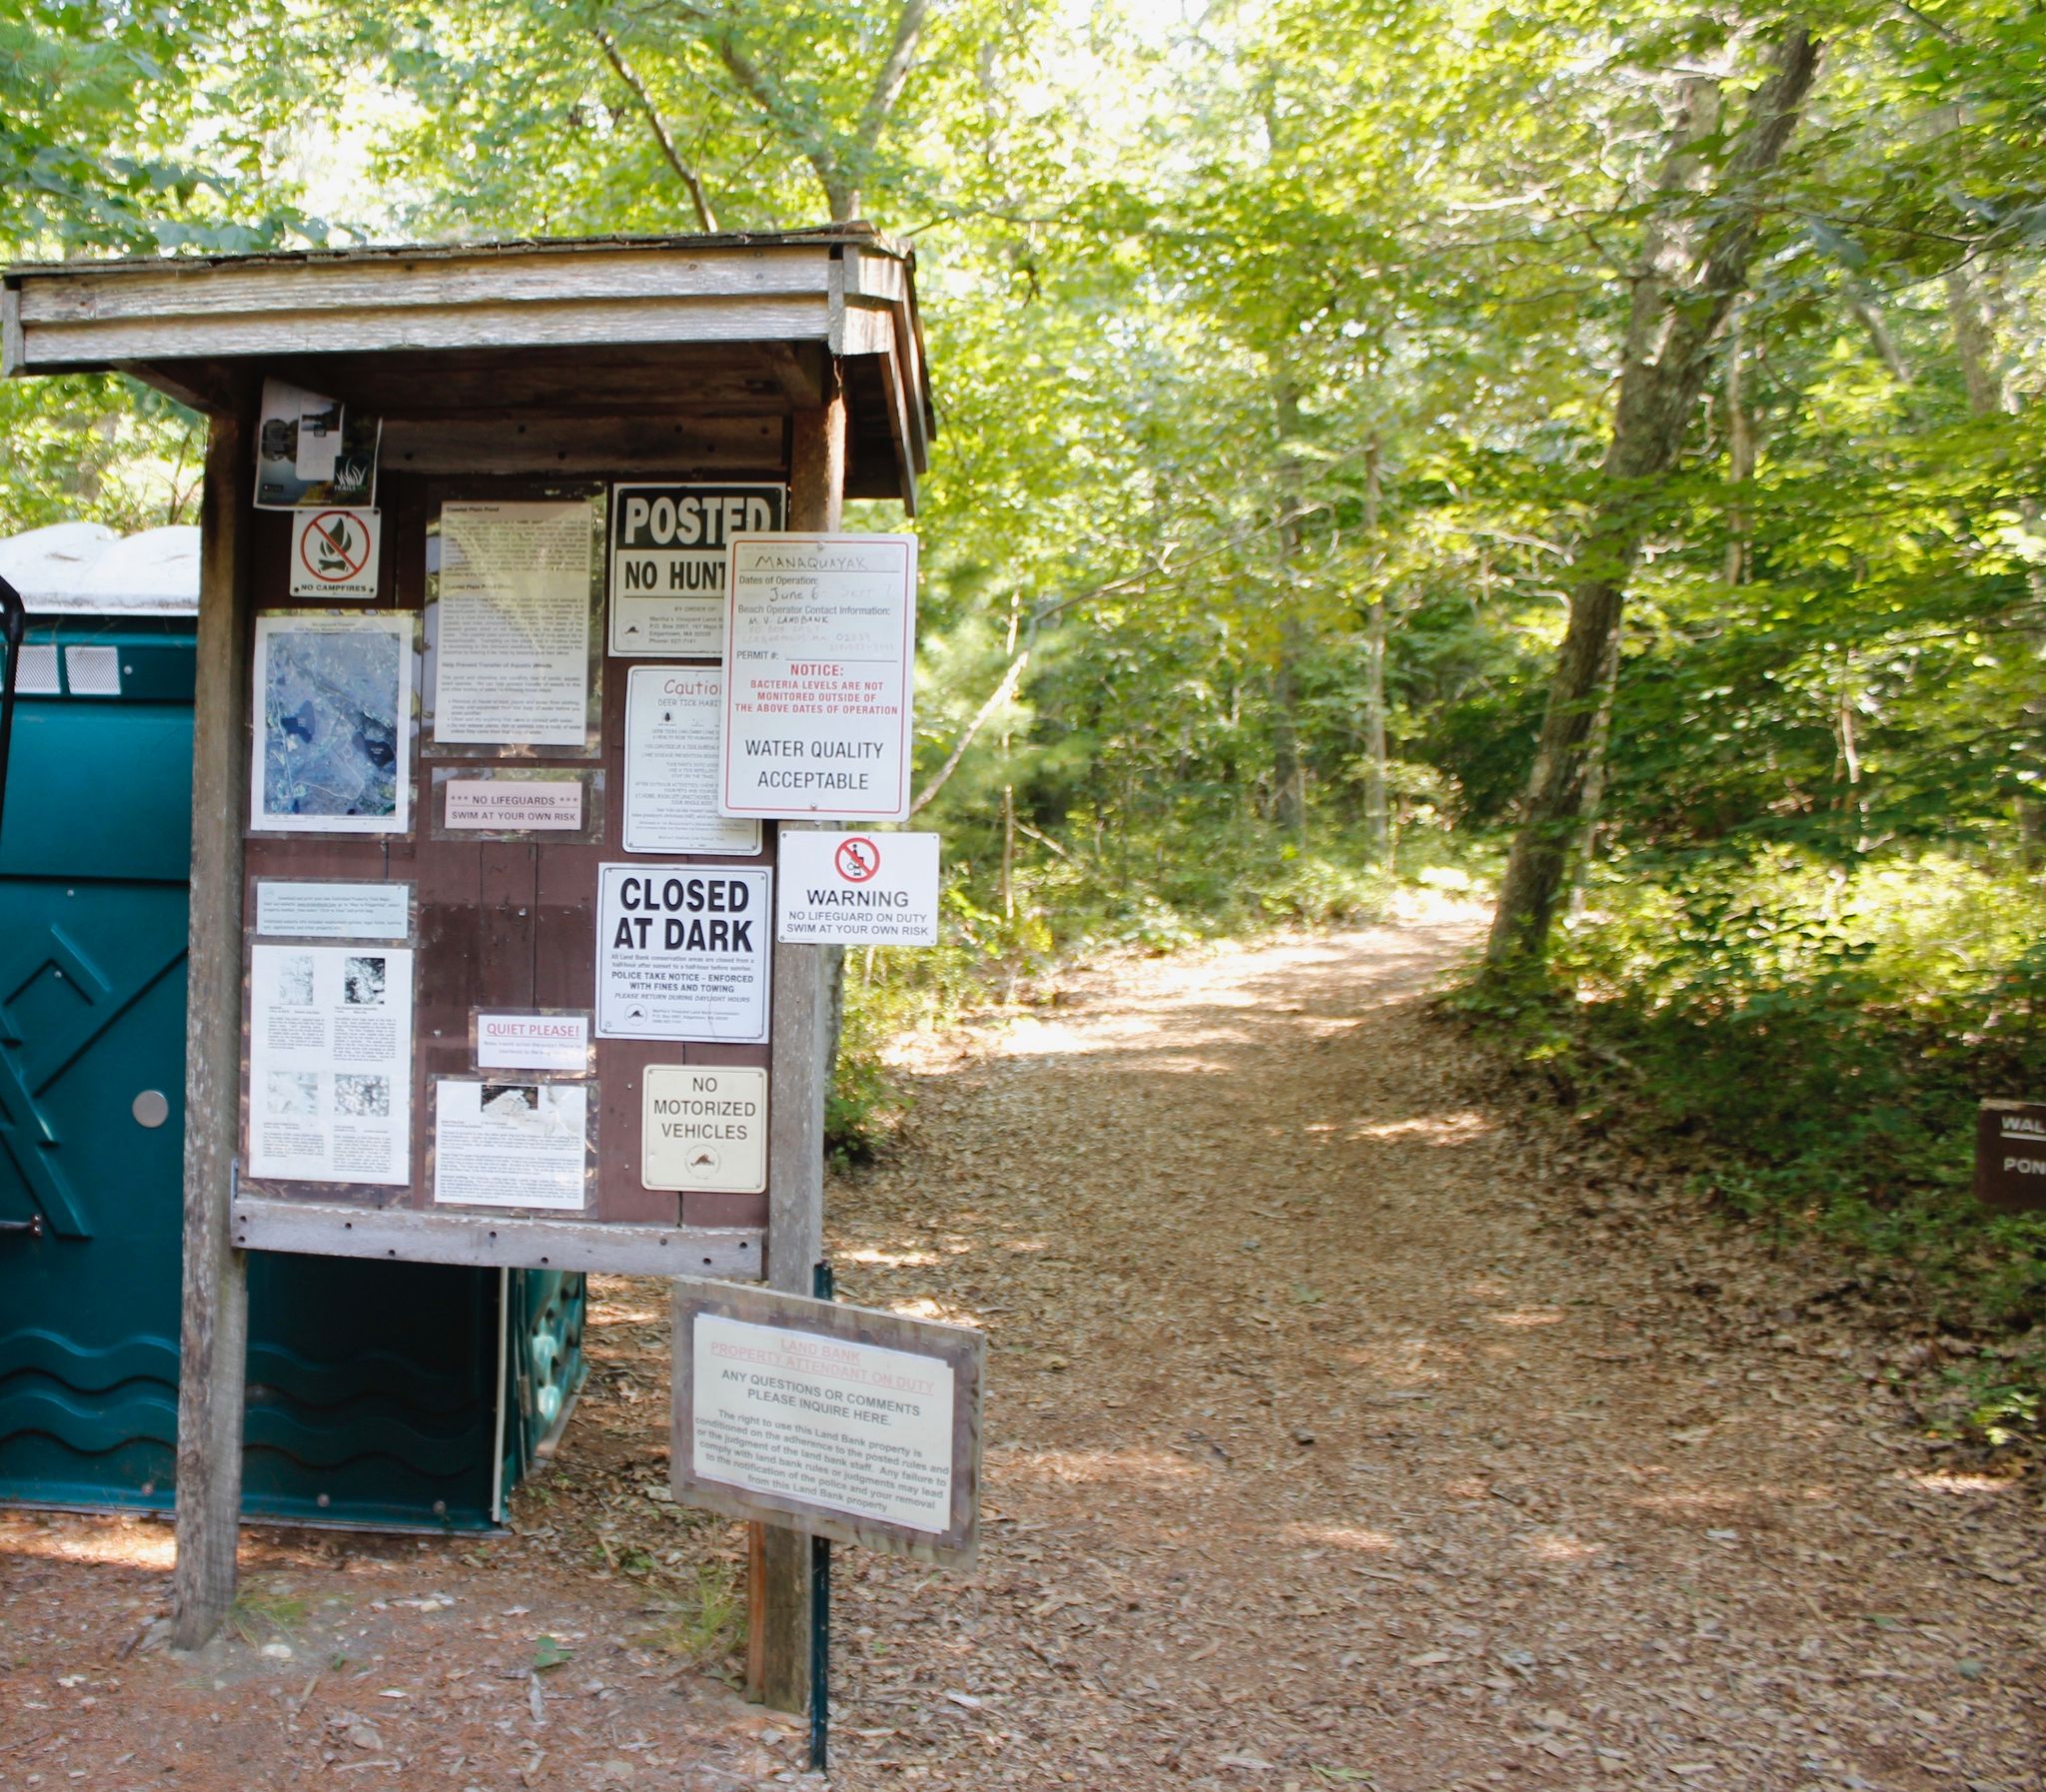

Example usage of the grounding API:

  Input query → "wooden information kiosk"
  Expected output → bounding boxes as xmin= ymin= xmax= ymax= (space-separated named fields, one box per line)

xmin=3 ymin=230 xmax=936 ymax=1710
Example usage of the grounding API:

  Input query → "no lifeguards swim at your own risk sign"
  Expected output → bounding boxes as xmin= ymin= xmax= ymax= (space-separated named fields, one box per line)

xmin=718 ymin=533 xmax=917 ymax=822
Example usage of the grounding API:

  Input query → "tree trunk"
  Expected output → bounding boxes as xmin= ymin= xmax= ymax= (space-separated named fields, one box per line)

xmin=1947 ymin=265 xmax=2046 ymax=865
xmin=1723 ymin=300 xmax=1755 ymax=586
xmin=1363 ymin=601 xmax=1390 ymax=865
xmin=1271 ymin=378 xmax=1309 ymax=841
xmin=1487 ymin=27 xmax=1822 ymax=970
xmin=1361 ymin=438 xmax=1390 ymax=866
xmin=1566 ymin=620 xmax=1623 ymax=922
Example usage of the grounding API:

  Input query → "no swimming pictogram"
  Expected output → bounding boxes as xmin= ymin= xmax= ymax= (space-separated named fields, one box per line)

xmin=834 ymin=835 xmax=881 ymax=882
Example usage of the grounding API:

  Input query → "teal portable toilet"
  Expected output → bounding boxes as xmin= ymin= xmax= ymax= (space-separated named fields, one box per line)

xmin=0 ymin=523 xmax=585 ymax=1528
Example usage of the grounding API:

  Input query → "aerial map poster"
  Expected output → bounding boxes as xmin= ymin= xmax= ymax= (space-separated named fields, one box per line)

xmin=251 ymin=611 xmax=414 ymax=834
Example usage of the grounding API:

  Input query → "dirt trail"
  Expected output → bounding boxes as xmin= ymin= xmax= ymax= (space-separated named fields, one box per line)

xmin=2 ymin=913 xmax=2040 ymax=1791
xmin=822 ymin=914 xmax=2043 ymax=1791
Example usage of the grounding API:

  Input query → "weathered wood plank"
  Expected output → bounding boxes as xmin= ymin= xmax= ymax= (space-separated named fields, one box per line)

xmin=1 ymin=286 xmax=23 ymax=379
xmin=747 ymin=380 xmax=848 ymax=1715
xmin=171 ymin=398 xmax=255 ymax=1649
xmin=233 ymin=1198 xmax=762 ymax=1278
xmin=16 ymin=245 xmax=835 ymax=324
xmin=15 ymin=295 xmax=832 ymax=368
xmin=381 ymin=414 xmax=787 ymax=477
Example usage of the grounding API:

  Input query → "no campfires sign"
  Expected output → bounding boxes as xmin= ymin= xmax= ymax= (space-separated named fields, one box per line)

xmin=777 ymin=829 xmax=940 ymax=945
xmin=289 ymin=507 xmax=382 ymax=599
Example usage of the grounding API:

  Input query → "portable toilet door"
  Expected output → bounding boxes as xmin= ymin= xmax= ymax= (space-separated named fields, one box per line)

xmin=0 ymin=525 xmax=583 ymax=1528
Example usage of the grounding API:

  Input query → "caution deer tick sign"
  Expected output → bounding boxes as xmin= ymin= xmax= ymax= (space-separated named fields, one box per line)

xmin=289 ymin=507 xmax=381 ymax=599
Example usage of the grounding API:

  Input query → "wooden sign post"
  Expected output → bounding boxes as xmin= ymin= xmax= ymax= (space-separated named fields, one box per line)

xmin=2 ymin=233 xmax=936 ymax=1695
xmin=1975 ymin=1099 xmax=2046 ymax=1214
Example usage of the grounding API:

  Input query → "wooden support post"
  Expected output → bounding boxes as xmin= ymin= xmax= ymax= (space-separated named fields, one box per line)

xmin=171 ymin=404 xmax=254 ymax=1649
xmin=747 ymin=376 xmax=846 ymax=1712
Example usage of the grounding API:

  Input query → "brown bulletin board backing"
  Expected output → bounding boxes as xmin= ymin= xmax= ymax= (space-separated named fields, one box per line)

xmin=236 ymin=464 xmax=786 ymax=1269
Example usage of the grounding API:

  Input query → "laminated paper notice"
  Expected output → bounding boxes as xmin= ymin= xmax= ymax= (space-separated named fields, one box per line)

xmin=254 ymin=879 xmax=410 ymax=942
xmin=435 ymin=501 xmax=593 ymax=746
xmin=691 ymin=1312 xmax=956 ymax=1532
xmin=444 ymin=776 xmax=584 ymax=831
xmin=433 ymin=1079 xmax=589 ymax=1211
xmin=623 ymin=666 xmax=759 ymax=855
xmin=248 ymin=943 xmax=413 ymax=1186
xmin=477 ymin=1012 xmax=589 ymax=1074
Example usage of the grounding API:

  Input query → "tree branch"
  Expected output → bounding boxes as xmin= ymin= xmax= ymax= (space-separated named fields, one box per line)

xmin=909 ymin=648 xmax=1031 ymax=817
xmin=592 ymin=27 xmax=719 ymax=231
xmin=855 ymin=0 xmax=930 ymax=162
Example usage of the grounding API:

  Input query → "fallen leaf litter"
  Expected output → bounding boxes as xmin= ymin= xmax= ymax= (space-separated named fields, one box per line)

xmin=0 ymin=910 xmax=2038 ymax=1790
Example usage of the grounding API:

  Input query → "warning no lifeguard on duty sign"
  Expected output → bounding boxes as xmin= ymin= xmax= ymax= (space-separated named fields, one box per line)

xmin=777 ymin=830 xmax=939 ymax=945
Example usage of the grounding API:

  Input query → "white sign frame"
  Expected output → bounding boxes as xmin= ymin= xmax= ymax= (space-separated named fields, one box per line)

xmin=718 ymin=532 xmax=918 ymax=822
xmin=642 ymin=1064 xmax=767 ymax=1193
xmin=289 ymin=507 xmax=382 ymax=599
xmin=594 ymin=864 xmax=772 ymax=1043
xmin=776 ymin=829 xmax=940 ymax=945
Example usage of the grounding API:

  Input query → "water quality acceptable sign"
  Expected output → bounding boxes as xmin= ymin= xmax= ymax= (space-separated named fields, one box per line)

xmin=594 ymin=865 xmax=771 ymax=1043
xmin=672 ymin=1279 xmax=984 ymax=1565
xmin=777 ymin=830 xmax=940 ymax=945
xmin=719 ymin=533 xmax=917 ymax=821
xmin=609 ymin=482 xmax=785 ymax=657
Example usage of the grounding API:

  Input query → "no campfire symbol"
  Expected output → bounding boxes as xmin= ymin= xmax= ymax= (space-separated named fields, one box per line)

xmin=289 ymin=506 xmax=382 ymax=600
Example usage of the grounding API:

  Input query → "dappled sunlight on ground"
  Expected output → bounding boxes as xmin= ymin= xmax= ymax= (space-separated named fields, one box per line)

xmin=0 ymin=1517 xmax=176 ymax=1570
xmin=1522 ymin=1532 xmax=1602 ymax=1562
xmin=1905 ymin=1469 xmax=2019 ymax=1495
xmin=810 ymin=921 xmax=2044 ymax=1791
xmin=1283 ymin=1521 xmax=1400 ymax=1553
xmin=1002 ymin=1445 xmax=1211 ymax=1487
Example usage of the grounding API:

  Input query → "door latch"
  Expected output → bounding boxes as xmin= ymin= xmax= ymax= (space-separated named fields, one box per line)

xmin=0 ymin=1214 xmax=44 ymax=1241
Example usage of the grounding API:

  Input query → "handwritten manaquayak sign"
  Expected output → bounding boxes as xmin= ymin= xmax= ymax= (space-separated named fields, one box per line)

xmin=777 ymin=829 xmax=940 ymax=946
xmin=671 ymin=1278 xmax=983 ymax=1565
xmin=1974 ymin=1099 xmax=2046 ymax=1214
xmin=719 ymin=533 xmax=917 ymax=822
xmin=642 ymin=1065 xmax=766 ymax=1193
xmin=289 ymin=506 xmax=381 ymax=599
xmin=609 ymin=482 xmax=785 ymax=658
xmin=594 ymin=865 xmax=771 ymax=1043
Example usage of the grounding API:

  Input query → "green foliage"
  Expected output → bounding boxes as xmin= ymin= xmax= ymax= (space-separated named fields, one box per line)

xmin=227 ymin=1579 xmax=307 ymax=1643
xmin=637 ymin=1561 xmax=742 ymax=1667
xmin=1451 ymin=850 xmax=2046 ymax=1445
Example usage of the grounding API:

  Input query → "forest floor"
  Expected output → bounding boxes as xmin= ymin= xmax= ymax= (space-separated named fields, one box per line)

xmin=3 ymin=904 xmax=2042 ymax=1791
